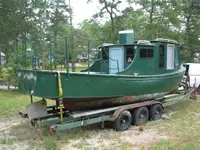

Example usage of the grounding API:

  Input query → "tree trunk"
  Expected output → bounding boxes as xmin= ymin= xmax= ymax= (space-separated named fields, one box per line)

xmin=37 ymin=58 xmax=40 ymax=69
xmin=42 ymin=39 xmax=46 ymax=70
xmin=3 ymin=43 xmax=9 ymax=65
xmin=150 ymin=0 xmax=154 ymax=24
xmin=7 ymin=81 xmax=10 ymax=91
xmin=0 ymin=48 xmax=1 ymax=66
xmin=111 ymin=17 xmax=114 ymax=33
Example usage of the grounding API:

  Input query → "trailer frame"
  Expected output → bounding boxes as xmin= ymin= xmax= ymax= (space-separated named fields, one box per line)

xmin=19 ymin=87 xmax=196 ymax=134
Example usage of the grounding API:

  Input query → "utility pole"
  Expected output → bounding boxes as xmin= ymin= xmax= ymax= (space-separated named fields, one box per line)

xmin=69 ymin=0 xmax=76 ymax=72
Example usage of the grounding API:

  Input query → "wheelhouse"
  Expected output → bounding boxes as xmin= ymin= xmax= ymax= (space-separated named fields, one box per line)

xmin=81 ymin=30 xmax=181 ymax=76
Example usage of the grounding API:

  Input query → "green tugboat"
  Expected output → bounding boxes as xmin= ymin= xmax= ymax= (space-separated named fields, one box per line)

xmin=17 ymin=30 xmax=186 ymax=111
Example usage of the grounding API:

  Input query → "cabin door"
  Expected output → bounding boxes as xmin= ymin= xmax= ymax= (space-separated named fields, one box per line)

xmin=109 ymin=47 xmax=124 ymax=74
xmin=167 ymin=44 xmax=175 ymax=70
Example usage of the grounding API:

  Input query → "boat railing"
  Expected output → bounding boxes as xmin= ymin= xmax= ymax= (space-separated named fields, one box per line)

xmin=86 ymin=40 xmax=102 ymax=74
xmin=87 ymin=40 xmax=119 ymax=74
xmin=100 ymin=41 xmax=119 ymax=74
xmin=16 ymin=37 xmax=69 ymax=73
xmin=16 ymin=38 xmax=39 ymax=70
xmin=15 ymin=37 xmax=119 ymax=75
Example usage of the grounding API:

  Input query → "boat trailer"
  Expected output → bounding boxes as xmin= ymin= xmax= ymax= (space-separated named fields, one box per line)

xmin=19 ymin=87 xmax=196 ymax=134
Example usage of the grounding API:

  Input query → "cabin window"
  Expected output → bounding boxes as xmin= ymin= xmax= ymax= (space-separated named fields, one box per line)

xmin=126 ymin=47 xmax=134 ymax=63
xmin=159 ymin=45 xmax=165 ymax=68
xmin=167 ymin=44 xmax=175 ymax=69
xmin=175 ymin=48 xmax=179 ymax=68
xmin=140 ymin=48 xmax=153 ymax=58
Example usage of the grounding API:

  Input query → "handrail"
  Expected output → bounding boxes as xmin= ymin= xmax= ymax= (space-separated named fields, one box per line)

xmin=100 ymin=41 xmax=119 ymax=74
xmin=85 ymin=40 xmax=120 ymax=74
xmin=86 ymin=40 xmax=104 ymax=74
xmin=15 ymin=37 xmax=120 ymax=75
xmin=16 ymin=36 xmax=68 ymax=71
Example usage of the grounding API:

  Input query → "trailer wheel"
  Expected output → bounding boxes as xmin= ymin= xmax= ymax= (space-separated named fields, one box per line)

xmin=114 ymin=110 xmax=132 ymax=131
xmin=132 ymin=107 xmax=149 ymax=125
xmin=149 ymin=104 xmax=163 ymax=121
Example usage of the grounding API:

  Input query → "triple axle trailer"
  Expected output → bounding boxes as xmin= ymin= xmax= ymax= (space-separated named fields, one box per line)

xmin=19 ymin=87 xmax=196 ymax=134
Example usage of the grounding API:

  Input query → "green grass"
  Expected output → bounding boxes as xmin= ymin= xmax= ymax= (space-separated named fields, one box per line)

xmin=145 ymin=100 xmax=200 ymax=150
xmin=0 ymin=90 xmax=55 ymax=117
xmin=0 ymin=90 xmax=32 ymax=116
xmin=0 ymin=90 xmax=94 ymax=149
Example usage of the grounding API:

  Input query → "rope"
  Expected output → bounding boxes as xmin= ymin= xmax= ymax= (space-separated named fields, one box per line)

xmin=57 ymin=71 xmax=64 ymax=122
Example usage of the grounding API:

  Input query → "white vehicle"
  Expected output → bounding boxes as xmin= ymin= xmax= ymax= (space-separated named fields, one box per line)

xmin=184 ymin=63 xmax=200 ymax=88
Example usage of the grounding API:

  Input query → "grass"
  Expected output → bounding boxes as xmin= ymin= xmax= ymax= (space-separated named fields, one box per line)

xmin=144 ymin=100 xmax=200 ymax=150
xmin=1 ymin=91 xmax=200 ymax=150
xmin=0 ymin=90 xmax=32 ymax=116
xmin=0 ymin=90 xmax=56 ymax=117
xmin=0 ymin=90 xmax=94 ymax=149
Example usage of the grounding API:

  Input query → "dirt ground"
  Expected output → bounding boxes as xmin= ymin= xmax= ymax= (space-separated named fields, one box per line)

xmin=0 ymin=99 xmax=200 ymax=150
xmin=0 ymin=110 xmax=177 ymax=150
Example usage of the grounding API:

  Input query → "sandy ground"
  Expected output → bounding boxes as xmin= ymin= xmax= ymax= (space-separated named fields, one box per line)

xmin=0 ymin=113 xmax=172 ymax=150
xmin=61 ymin=126 xmax=169 ymax=150
xmin=0 ymin=115 xmax=30 ymax=150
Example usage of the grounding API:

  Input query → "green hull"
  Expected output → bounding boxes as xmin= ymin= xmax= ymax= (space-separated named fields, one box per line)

xmin=17 ymin=66 xmax=185 ymax=99
xmin=15 ymin=31 xmax=186 ymax=111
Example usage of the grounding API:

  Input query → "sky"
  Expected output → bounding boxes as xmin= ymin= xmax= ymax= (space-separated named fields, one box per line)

xmin=69 ymin=0 xmax=138 ymax=27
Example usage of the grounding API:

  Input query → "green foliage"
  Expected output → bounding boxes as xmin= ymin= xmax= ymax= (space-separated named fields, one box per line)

xmin=0 ymin=66 xmax=2 ymax=80
xmin=1 ymin=66 xmax=17 ymax=86
xmin=43 ymin=136 xmax=59 ymax=150
xmin=1 ymin=0 xmax=200 ymax=70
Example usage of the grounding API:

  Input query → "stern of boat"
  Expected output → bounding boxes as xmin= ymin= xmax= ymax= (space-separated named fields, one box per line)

xmin=17 ymin=69 xmax=60 ymax=98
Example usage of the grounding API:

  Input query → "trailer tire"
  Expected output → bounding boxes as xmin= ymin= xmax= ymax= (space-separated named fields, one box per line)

xmin=114 ymin=110 xmax=132 ymax=131
xmin=149 ymin=104 xmax=163 ymax=121
xmin=132 ymin=107 xmax=149 ymax=125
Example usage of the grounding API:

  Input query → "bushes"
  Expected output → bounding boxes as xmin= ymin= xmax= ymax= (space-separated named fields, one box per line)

xmin=0 ymin=66 xmax=2 ymax=80
xmin=0 ymin=66 xmax=17 ymax=90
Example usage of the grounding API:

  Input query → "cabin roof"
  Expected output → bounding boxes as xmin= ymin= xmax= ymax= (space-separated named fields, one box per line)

xmin=99 ymin=43 xmax=156 ymax=48
xmin=99 ymin=38 xmax=179 ymax=49
xmin=150 ymin=38 xmax=180 ymax=45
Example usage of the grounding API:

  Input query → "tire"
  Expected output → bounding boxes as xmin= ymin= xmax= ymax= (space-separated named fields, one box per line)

xmin=149 ymin=104 xmax=163 ymax=121
xmin=132 ymin=107 xmax=149 ymax=125
xmin=114 ymin=110 xmax=132 ymax=131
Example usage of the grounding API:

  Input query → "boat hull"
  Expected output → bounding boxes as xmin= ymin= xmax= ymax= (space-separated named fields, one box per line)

xmin=62 ymin=92 xmax=169 ymax=111
xmin=17 ymin=67 xmax=185 ymax=101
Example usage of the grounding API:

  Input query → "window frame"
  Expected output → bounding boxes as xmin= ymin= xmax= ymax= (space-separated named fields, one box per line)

xmin=159 ymin=44 xmax=165 ymax=69
xmin=139 ymin=48 xmax=154 ymax=59
xmin=125 ymin=47 xmax=135 ymax=63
